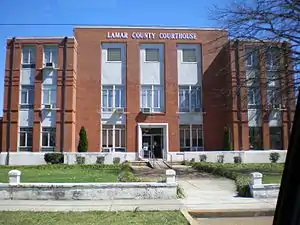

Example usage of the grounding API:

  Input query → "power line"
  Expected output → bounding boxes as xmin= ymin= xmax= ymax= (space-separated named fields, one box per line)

xmin=0 ymin=23 xmax=86 ymax=26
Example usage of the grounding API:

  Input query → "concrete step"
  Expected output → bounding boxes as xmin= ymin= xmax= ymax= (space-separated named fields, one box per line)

xmin=130 ymin=160 xmax=150 ymax=167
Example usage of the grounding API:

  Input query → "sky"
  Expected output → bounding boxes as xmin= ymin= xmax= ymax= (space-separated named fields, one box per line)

xmin=0 ymin=0 xmax=231 ymax=116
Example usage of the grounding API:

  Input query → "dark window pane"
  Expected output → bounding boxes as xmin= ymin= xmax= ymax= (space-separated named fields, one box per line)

xmin=19 ymin=133 xmax=26 ymax=146
xmin=42 ymin=133 xmax=48 ymax=146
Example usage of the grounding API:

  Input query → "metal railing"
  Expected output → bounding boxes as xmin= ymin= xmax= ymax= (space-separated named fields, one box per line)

xmin=148 ymin=150 xmax=155 ymax=168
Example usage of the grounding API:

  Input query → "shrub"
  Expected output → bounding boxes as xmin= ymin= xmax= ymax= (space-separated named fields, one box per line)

xmin=118 ymin=170 xmax=142 ymax=182
xmin=177 ymin=186 xmax=185 ymax=199
xmin=113 ymin=157 xmax=121 ymax=164
xmin=76 ymin=156 xmax=85 ymax=164
xmin=77 ymin=126 xmax=88 ymax=152
xmin=181 ymin=160 xmax=188 ymax=165
xmin=96 ymin=156 xmax=105 ymax=164
xmin=234 ymin=156 xmax=242 ymax=164
xmin=217 ymin=154 xmax=224 ymax=163
xmin=270 ymin=152 xmax=280 ymax=163
xmin=200 ymin=154 xmax=207 ymax=162
xmin=44 ymin=153 xmax=64 ymax=164
xmin=190 ymin=158 xmax=195 ymax=163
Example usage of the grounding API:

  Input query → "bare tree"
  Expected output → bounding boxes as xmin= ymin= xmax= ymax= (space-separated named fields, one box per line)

xmin=209 ymin=0 xmax=299 ymax=109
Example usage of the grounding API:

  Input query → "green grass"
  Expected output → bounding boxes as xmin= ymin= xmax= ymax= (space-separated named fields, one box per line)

xmin=0 ymin=211 xmax=188 ymax=225
xmin=0 ymin=165 xmax=124 ymax=183
xmin=192 ymin=162 xmax=284 ymax=196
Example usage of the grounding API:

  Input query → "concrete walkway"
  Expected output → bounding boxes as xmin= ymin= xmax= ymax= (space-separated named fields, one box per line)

xmin=0 ymin=165 xmax=278 ymax=212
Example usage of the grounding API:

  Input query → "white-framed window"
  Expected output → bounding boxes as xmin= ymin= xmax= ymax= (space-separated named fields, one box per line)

xmin=267 ymin=88 xmax=281 ymax=107
xmin=247 ymin=87 xmax=261 ymax=108
xmin=178 ymin=86 xmax=201 ymax=112
xmin=41 ymin=127 xmax=56 ymax=151
xmin=42 ymin=85 xmax=57 ymax=107
xmin=102 ymin=125 xmax=126 ymax=152
xmin=18 ymin=127 xmax=33 ymax=151
xmin=102 ymin=85 xmax=125 ymax=112
xmin=44 ymin=45 xmax=58 ymax=67
xmin=245 ymin=47 xmax=259 ymax=68
xmin=180 ymin=124 xmax=204 ymax=151
xmin=182 ymin=49 xmax=197 ymax=62
xmin=22 ymin=46 xmax=36 ymax=68
xmin=20 ymin=85 xmax=34 ymax=108
xmin=266 ymin=48 xmax=280 ymax=70
xmin=141 ymin=85 xmax=164 ymax=112
xmin=107 ymin=48 xmax=122 ymax=62
xmin=145 ymin=48 xmax=159 ymax=62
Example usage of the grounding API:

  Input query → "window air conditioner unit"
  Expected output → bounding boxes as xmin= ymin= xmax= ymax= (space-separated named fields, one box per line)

xmin=44 ymin=62 xmax=55 ymax=69
xmin=44 ymin=104 xmax=53 ymax=109
xmin=115 ymin=108 xmax=124 ymax=114
xmin=272 ymin=104 xmax=280 ymax=110
xmin=141 ymin=107 xmax=151 ymax=113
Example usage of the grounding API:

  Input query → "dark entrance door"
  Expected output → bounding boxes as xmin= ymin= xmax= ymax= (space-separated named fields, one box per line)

xmin=142 ymin=128 xmax=163 ymax=159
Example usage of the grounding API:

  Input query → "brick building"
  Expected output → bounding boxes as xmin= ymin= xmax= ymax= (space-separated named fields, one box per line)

xmin=0 ymin=26 xmax=294 ymax=158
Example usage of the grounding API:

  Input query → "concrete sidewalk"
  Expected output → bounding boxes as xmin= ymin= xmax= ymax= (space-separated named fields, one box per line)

xmin=0 ymin=198 xmax=277 ymax=212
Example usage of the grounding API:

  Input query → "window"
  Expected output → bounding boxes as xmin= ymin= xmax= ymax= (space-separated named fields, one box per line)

xmin=19 ymin=127 xmax=33 ymax=151
xmin=42 ymin=85 xmax=57 ymax=107
xmin=102 ymin=125 xmax=126 ymax=152
xmin=102 ymin=85 xmax=125 ymax=112
xmin=267 ymin=88 xmax=281 ymax=107
xmin=247 ymin=87 xmax=261 ymax=108
xmin=41 ymin=127 xmax=56 ymax=151
xmin=249 ymin=127 xmax=263 ymax=150
xmin=141 ymin=85 xmax=164 ymax=112
xmin=245 ymin=47 xmax=259 ymax=68
xmin=182 ymin=49 xmax=197 ymax=62
xmin=44 ymin=46 xmax=58 ymax=67
xmin=20 ymin=85 xmax=34 ymax=108
xmin=107 ymin=48 xmax=121 ymax=61
xmin=269 ymin=127 xmax=283 ymax=150
xmin=246 ymin=70 xmax=260 ymax=86
xmin=178 ymin=86 xmax=201 ymax=112
xmin=180 ymin=125 xmax=203 ymax=151
xmin=22 ymin=46 xmax=36 ymax=68
xmin=145 ymin=48 xmax=159 ymax=62
xmin=266 ymin=48 xmax=280 ymax=70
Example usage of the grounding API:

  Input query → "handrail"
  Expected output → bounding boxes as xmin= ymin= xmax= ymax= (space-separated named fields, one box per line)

xmin=148 ymin=150 xmax=155 ymax=168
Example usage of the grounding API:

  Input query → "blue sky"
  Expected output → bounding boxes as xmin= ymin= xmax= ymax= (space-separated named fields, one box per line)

xmin=0 ymin=0 xmax=230 ymax=116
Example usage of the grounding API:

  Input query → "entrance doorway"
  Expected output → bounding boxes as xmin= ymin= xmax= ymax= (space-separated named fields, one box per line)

xmin=142 ymin=128 xmax=163 ymax=158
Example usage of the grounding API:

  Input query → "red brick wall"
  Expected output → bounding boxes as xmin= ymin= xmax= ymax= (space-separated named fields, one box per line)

xmin=74 ymin=28 xmax=229 ymax=152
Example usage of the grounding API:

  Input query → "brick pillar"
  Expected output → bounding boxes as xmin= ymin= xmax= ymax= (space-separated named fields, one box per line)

xmin=259 ymin=48 xmax=270 ymax=150
xmin=126 ymin=41 xmax=140 ymax=153
xmin=164 ymin=42 xmax=179 ymax=152
xmin=33 ymin=44 xmax=43 ymax=152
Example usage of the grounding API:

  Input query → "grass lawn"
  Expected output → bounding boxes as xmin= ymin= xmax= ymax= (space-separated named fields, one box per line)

xmin=0 ymin=211 xmax=188 ymax=225
xmin=0 ymin=165 xmax=123 ymax=183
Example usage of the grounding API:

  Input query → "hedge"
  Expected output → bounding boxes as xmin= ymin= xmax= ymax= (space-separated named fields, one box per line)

xmin=192 ymin=162 xmax=284 ymax=197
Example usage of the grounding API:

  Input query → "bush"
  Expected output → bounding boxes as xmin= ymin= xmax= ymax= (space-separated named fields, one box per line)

xmin=190 ymin=158 xmax=195 ymax=163
xmin=77 ymin=126 xmax=88 ymax=152
xmin=234 ymin=156 xmax=242 ymax=164
xmin=44 ymin=153 xmax=64 ymax=164
xmin=217 ymin=154 xmax=224 ymax=163
xmin=96 ymin=156 xmax=105 ymax=164
xmin=200 ymin=154 xmax=207 ymax=162
xmin=118 ymin=169 xmax=142 ymax=182
xmin=270 ymin=152 xmax=280 ymax=163
xmin=76 ymin=156 xmax=85 ymax=164
xmin=113 ymin=157 xmax=121 ymax=164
